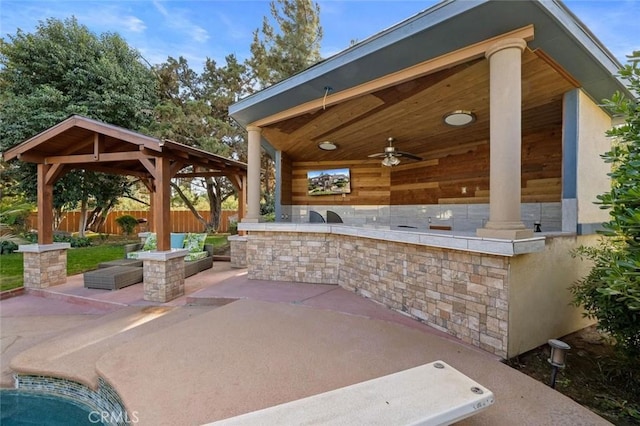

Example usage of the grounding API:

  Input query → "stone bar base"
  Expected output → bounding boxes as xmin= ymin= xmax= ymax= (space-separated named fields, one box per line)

xmin=18 ymin=243 xmax=71 ymax=289
xmin=246 ymin=232 xmax=339 ymax=284
xmin=228 ymin=235 xmax=247 ymax=269
xmin=138 ymin=250 xmax=187 ymax=303
xmin=239 ymin=223 xmax=596 ymax=359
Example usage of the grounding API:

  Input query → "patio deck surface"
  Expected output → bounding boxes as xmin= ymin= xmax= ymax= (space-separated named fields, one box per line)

xmin=1 ymin=262 xmax=610 ymax=425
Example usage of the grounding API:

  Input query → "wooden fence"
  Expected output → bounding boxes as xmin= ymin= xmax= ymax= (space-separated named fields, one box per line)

xmin=27 ymin=210 xmax=238 ymax=235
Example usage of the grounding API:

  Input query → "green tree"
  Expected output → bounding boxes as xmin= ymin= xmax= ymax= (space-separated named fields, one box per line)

xmin=247 ymin=0 xmax=323 ymax=89
xmin=571 ymin=51 xmax=640 ymax=355
xmin=246 ymin=0 xmax=323 ymax=216
xmin=146 ymin=55 xmax=249 ymax=231
xmin=0 ymin=17 xmax=158 ymax=235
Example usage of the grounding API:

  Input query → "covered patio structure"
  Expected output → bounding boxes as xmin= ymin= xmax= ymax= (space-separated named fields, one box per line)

xmin=2 ymin=115 xmax=247 ymax=302
xmin=229 ymin=0 xmax=631 ymax=358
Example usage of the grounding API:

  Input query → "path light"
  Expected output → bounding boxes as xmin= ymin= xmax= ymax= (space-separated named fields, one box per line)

xmin=547 ymin=339 xmax=570 ymax=388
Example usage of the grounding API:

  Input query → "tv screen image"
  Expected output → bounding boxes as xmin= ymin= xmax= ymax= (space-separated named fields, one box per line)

xmin=307 ymin=168 xmax=351 ymax=196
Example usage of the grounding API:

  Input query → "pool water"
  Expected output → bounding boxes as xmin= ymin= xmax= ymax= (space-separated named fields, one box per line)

xmin=0 ymin=390 xmax=105 ymax=425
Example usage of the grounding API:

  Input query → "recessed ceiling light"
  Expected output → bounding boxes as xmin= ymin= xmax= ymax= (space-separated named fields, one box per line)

xmin=443 ymin=110 xmax=476 ymax=126
xmin=318 ymin=141 xmax=337 ymax=151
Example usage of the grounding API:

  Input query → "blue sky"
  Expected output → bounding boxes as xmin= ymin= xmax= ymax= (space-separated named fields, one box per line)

xmin=1 ymin=0 xmax=638 ymax=72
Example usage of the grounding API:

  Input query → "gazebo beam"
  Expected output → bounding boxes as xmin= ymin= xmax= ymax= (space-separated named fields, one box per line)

xmin=44 ymin=151 xmax=153 ymax=164
xmin=45 ymin=164 xmax=67 ymax=185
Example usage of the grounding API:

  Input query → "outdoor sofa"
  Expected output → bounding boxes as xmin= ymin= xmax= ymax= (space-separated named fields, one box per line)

xmin=126 ymin=232 xmax=214 ymax=278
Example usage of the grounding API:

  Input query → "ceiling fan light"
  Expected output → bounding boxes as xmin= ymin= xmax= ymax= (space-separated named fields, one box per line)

xmin=382 ymin=156 xmax=400 ymax=167
xmin=443 ymin=110 xmax=476 ymax=126
xmin=318 ymin=141 xmax=337 ymax=151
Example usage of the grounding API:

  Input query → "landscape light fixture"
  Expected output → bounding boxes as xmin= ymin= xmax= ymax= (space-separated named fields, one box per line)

xmin=443 ymin=110 xmax=476 ymax=126
xmin=318 ymin=141 xmax=337 ymax=151
xmin=547 ymin=339 xmax=571 ymax=389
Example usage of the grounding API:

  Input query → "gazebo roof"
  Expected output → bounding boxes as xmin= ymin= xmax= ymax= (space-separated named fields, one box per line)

xmin=2 ymin=115 xmax=247 ymax=179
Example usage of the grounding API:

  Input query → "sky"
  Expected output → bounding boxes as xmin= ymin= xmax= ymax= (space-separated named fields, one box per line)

xmin=1 ymin=0 xmax=638 ymax=72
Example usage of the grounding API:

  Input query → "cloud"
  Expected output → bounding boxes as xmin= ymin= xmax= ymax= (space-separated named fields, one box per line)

xmin=152 ymin=0 xmax=210 ymax=44
xmin=122 ymin=16 xmax=146 ymax=33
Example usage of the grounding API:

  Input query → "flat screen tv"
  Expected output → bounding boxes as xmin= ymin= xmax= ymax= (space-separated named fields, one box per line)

xmin=307 ymin=168 xmax=351 ymax=196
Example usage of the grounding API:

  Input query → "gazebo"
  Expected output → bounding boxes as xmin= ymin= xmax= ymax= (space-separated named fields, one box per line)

xmin=2 ymin=115 xmax=247 ymax=301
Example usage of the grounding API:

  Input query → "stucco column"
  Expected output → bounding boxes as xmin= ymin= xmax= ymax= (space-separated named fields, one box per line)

xmin=477 ymin=38 xmax=533 ymax=240
xmin=245 ymin=125 xmax=262 ymax=222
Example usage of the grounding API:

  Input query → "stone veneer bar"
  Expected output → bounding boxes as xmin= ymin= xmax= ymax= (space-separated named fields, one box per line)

xmin=238 ymin=223 xmax=550 ymax=358
xmin=18 ymin=243 xmax=71 ymax=289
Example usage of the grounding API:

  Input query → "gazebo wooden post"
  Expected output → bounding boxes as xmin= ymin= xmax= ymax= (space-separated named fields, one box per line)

xmin=154 ymin=156 xmax=171 ymax=251
xmin=37 ymin=163 xmax=54 ymax=245
xmin=18 ymin=163 xmax=71 ymax=289
xmin=140 ymin=155 xmax=188 ymax=303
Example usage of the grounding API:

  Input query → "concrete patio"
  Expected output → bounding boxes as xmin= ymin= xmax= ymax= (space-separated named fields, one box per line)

xmin=1 ymin=262 xmax=610 ymax=425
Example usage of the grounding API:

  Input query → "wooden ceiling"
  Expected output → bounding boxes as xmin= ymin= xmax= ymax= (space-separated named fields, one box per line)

xmin=261 ymin=48 xmax=578 ymax=162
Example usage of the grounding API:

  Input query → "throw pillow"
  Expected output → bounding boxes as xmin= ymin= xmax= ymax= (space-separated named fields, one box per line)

xmin=183 ymin=233 xmax=206 ymax=253
xmin=142 ymin=233 xmax=157 ymax=251
xmin=170 ymin=233 xmax=186 ymax=249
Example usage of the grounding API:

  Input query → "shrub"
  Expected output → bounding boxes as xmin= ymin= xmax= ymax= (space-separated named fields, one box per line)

xmin=115 ymin=215 xmax=139 ymax=235
xmin=571 ymin=51 xmax=640 ymax=355
xmin=228 ymin=221 xmax=238 ymax=235
xmin=22 ymin=232 xmax=92 ymax=248
xmin=0 ymin=240 xmax=18 ymax=254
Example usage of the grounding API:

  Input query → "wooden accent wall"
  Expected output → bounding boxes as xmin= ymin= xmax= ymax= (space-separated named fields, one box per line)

xmin=290 ymin=161 xmax=390 ymax=205
xmin=287 ymin=124 xmax=561 ymax=206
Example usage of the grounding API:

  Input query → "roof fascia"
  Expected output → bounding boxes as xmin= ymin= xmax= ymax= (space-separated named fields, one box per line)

xmin=2 ymin=115 xmax=163 ymax=162
xmin=229 ymin=0 xmax=482 ymax=120
xmin=3 ymin=115 xmax=77 ymax=161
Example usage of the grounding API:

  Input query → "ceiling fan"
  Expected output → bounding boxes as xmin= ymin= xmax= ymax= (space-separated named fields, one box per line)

xmin=368 ymin=137 xmax=422 ymax=167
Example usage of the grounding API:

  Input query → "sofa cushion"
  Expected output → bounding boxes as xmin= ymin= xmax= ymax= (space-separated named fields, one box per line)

xmin=142 ymin=233 xmax=157 ymax=251
xmin=170 ymin=233 xmax=187 ymax=249
xmin=184 ymin=233 xmax=206 ymax=253
xmin=184 ymin=251 xmax=208 ymax=262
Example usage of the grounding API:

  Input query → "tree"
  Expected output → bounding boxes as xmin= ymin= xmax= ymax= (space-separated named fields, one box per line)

xmin=246 ymin=0 xmax=323 ymax=216
xmin=571 ymin=51 xmax=640 ymax=355
xmin=247 ymin=0 xmax=323 ymax=89
xmin=0 ymin=17 xmax=158 ymax=235
xmin=146 ymin=55 xmax=249 ymax=232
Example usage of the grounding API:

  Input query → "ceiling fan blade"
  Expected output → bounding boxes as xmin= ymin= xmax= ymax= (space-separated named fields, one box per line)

xmin=396 ymin=151 xmax=423 ymax=161
xmin=367 ymin=153 xmax=386 ymax=158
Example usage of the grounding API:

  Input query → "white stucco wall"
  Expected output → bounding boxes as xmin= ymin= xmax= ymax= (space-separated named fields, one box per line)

xmin=576 ymin=91 xmax=613 ymax=225
xmin=507 ymin=234 xmax=598 ymax=357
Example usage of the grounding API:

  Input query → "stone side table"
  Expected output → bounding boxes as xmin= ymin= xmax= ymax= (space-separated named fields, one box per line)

xmin=137 ymin=249 xmax=188 ymax=303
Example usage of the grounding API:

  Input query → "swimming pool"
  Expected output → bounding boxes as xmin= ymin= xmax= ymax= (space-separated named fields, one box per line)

xmin=0 ymin=389 xmax=105 ymax=425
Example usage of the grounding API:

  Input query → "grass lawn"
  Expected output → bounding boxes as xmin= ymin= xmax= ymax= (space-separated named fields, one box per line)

xmin=0 ymin=234 xmax=230 ymax=292
xmin=206 ymin=234 xmax=229 ymax=247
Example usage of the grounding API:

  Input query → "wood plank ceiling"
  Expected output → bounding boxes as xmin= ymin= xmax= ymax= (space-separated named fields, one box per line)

xmin=261 ymin=48 xmax=578 ymax=162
